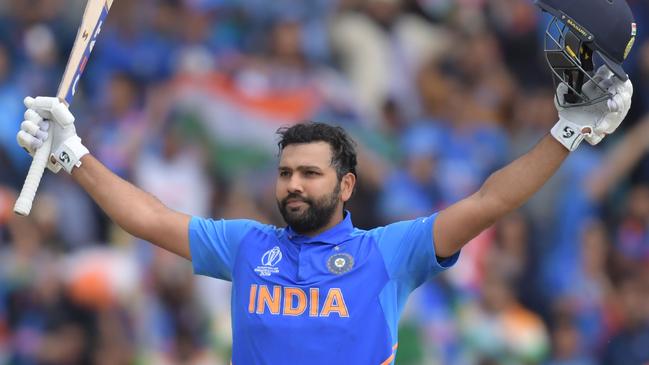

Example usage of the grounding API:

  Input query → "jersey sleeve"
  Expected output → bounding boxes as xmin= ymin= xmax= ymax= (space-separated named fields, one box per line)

xmin=188 ymin=217 xmax=259 ymax=281
xmin=370 ymin=213 xmax=459 ymax=288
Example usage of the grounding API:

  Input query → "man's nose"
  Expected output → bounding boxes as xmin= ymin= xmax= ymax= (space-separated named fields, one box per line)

xmin=287 ymin=174 xmax=304 ymax=193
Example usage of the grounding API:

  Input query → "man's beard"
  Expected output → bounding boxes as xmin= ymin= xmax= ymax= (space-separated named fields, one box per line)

xmin=278 ymin=184 xmax=340 ymax=235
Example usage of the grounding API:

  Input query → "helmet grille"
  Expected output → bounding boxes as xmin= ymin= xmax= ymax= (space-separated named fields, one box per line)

xmin=543 ymin=17 xmax=612 ymax=107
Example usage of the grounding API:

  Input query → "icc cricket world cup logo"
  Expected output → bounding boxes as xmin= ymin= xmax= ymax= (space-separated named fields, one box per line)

xmin=261 ymin=246 xmax=282 ymax=267
xmin=256 ymin=246 xmax=282 ymax=277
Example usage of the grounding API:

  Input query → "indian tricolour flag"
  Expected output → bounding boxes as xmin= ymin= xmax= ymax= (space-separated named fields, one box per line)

xmin=169 ymin=71 xmax=324 ymax=177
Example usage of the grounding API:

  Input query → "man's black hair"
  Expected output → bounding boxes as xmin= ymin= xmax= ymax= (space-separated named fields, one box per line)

xmin=276 ymin=122 xmax=357 ymax=180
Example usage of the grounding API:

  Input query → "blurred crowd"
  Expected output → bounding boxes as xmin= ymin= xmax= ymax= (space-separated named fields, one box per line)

xmin=1 ymin=0 xmax=649 ymax=364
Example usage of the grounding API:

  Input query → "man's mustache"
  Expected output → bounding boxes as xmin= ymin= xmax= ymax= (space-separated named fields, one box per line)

xmin=281 ymin=194 xmax=311 ymax=206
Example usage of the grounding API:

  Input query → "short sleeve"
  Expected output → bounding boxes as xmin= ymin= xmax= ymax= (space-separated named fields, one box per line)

xmin=189 ymin=217 xmax=260 ymax=281
xmin=369 ymin=213 xmax=459 ymax=288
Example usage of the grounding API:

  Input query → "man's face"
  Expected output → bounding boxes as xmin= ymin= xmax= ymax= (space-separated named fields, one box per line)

xmin=276 ymin=142 xmax=346 ymax=234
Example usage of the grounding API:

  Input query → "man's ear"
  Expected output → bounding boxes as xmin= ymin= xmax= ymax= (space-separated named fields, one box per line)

xmin=340 ymin=172 xmax=356 ymax=202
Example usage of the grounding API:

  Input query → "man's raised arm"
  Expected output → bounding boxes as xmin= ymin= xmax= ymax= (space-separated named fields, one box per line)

xmin=433 ymin=67 xmax=634 ymax=258
xmin=17 ymin=97 xmax=192 ymax=259
xmin=434 ymin=135 xmax=567 ymax=258
xmin=73 ymin=155 xmax=191 ymax=259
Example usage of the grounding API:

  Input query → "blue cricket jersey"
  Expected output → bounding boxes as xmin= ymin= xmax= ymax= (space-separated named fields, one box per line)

xmin=189 ymin=212 xmax=459 ymax=365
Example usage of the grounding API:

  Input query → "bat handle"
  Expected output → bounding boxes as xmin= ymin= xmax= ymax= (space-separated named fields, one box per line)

xmin=13 ymin=132 xmax=53 ymax=216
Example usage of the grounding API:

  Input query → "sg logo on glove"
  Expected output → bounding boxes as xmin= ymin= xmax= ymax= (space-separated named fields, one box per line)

xmin=562 ymin=126 xmax=576 ymax=139
xmin=59 ymin=151 xmax=71 ymax=164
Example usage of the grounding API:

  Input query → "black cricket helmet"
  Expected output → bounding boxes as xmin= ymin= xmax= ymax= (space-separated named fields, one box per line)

xmin=535 ymin=0 xmax=636 ymax=107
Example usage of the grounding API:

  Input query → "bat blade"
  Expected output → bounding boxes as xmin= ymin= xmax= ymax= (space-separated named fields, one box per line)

xmin=14 ymin=0 xmax=114 ymax=216
xmin=57 ymin=0 xmax=113 ymax=105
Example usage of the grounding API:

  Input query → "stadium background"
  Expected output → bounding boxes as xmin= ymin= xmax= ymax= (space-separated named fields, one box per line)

xmin=1 ymin=0 xmax=649 ymax=364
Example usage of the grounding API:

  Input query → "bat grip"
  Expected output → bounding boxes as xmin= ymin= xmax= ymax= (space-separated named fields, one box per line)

xmin=13 ymin=133 xmax=53 ymax=216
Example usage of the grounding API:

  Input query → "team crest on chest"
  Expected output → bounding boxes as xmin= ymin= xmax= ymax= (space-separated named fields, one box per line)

xmin=327 ymin=253 xmax=354 ymax=275
xmin=255 ymin=246 xmax=282 ymax=277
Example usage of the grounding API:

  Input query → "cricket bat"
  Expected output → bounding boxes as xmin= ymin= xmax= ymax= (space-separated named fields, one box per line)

xmin=14 ymin=0 xmax=114 ymax=216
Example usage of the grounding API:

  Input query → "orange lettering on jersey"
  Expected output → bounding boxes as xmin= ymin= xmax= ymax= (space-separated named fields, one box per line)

xmin=250 ymin=285 xmax=349 ymax=317
xmin=256 ymin=285 xmax=281 ymax=315
xmin=248 ymin=284 xmax=258 ymax=313
xmin=309 ymin=288 xmax=319 ymax=317
xmin=320 ymin=288 xmax=349 ymax=317
xmin=283 ymin=287 xmax=307 ymax=316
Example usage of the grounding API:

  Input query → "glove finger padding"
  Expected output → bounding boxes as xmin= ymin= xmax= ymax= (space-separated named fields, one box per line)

xmin=17 ymin=130 xmax=42 ymax=154
xmin=582 ymin=72 xmax=616 ymax=100
xmin=18 ymin=110 xmax=49 ymax=154
xmin=20 ymin=120 xmax=48 ymax=140
xmin=24 ymin=96 xmax=56 ymax=119
xmin=24 ymin=96 xmax=74 ymax=127
xmin=607 ymin=95 xmax=620 ymax=113
xmin=595 ymin=79 xmax=633 ymax=135
xmin=586 ymin=78 xmax=633 ymax=145
xmin=618 ymin=80 xmax=633 ymax=112
xmin=21 ymin=108 xmax=51 ymax=143
xmin=24 ymin=108 xmax=43 ymax=124
xmin=595 ymin=65 xmax=614 ymax=80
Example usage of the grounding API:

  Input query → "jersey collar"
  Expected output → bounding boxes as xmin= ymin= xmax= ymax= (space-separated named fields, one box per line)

xmin=286 ymin=211 xmax=354 ymax=245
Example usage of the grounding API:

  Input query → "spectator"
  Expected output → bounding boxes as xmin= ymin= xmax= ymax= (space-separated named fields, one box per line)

xmin=459 ymin=272 xmax=550 ymax=364
xmin=544 ymin=313 xmax=595 ymax=365
xmin=601 ymin=273 xmax=649 ymax=365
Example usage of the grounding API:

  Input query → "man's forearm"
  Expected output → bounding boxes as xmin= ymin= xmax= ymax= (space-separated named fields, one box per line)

xmin=434 ymin=134 xmax=569 ymax=257
xmin=71 ymin=154 xmax=191 ymax=259
xmin=479 ymin=134 xmax=569 ymax=215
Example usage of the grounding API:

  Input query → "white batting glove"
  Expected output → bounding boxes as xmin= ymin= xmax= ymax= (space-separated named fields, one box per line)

xmin=16 ymin=96 xmax=89 ymax=174
xmin=583 ymin=76 xmax=633 ymax=146
xmin=551 ymin=65 xmax=633 ymax=151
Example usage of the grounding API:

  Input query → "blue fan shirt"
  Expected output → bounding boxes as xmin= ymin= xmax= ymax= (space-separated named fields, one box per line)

xmin=189 ymin=212 xmax=459 ymax=365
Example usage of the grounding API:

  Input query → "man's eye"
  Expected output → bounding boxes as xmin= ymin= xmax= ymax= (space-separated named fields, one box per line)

xmin=279 ymin=171 xmax=290 ymax=177
xmin=305 ymin=171 xmax=319 ymax=176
